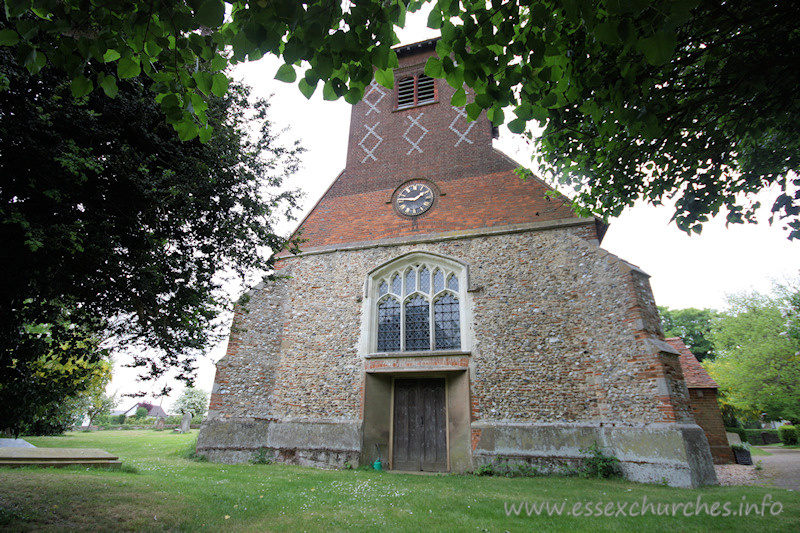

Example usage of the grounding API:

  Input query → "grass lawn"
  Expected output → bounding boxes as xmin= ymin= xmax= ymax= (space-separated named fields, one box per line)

xmin=750 ymin=447 xmax=773 ymax=456
xmin=1 ymin=431 xmax=799 ymax=532
xmin=759 ymin=444 xmax=800 ymax=450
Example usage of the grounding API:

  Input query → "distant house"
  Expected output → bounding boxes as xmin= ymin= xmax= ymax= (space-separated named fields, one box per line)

xmin=667 ymin=337 xmax=735 ymax=464
xmin=117 ymin=402 xmax=168 ymax=419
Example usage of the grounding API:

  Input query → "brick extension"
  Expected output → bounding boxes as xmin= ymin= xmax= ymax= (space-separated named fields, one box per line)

xmin=667 ymin=337 xmax=735 ymax=464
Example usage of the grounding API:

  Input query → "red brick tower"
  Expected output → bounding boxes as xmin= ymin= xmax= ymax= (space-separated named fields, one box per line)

xmin=293 ymin=39 xmax=602 ymax=251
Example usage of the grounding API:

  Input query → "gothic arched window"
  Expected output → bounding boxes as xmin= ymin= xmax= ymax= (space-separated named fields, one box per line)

xmin=371 ymin=254 xmax=465 ymax=353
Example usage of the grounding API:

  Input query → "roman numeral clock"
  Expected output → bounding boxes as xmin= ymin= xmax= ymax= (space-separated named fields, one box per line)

xmin=395 ymin=182 xmax=435 ymax=217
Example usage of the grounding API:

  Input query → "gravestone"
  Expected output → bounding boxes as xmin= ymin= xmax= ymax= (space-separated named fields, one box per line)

xmin=180 ymin=412 xmax=192 ymax=433
xmin=154 ymin=417 xmax=165 ymax=431
xmin=726 ymin=432 xmax=742 ymax=445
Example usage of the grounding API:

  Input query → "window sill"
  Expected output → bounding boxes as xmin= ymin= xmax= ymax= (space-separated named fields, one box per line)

xmin=365 ymin=350 xmax=470 ymax=359
xmin=392 ymin=100 xmax=439 ymax=112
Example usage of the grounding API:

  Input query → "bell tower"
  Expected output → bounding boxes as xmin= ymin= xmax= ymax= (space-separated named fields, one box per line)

xmin=293 ymin=38 xmax=598 ymax=251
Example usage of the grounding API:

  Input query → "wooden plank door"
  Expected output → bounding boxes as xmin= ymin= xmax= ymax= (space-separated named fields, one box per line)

xmin=393 ymin=378 xmax=447 ymax=471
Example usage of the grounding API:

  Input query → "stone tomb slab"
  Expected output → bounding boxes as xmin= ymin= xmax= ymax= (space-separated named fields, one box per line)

xmin=0 ymin=438 xmax=35 ymax=448
xmin=0 ymin=447 xmax=121 ymax=469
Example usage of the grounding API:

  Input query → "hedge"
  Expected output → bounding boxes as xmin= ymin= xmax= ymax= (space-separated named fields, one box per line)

xmin=725 ymin=427 xmax=781 ymax=445
xmin=745 ymin=429 xmax=781 ymax=445
xmin=778 ymin=425 xmax=799 ymax=445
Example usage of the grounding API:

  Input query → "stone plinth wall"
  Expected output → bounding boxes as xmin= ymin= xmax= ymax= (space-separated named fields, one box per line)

xmin=197 ymin=418 xmax=360 ymax=467
xmin=472 ymin=421 xmax=716 ymax=487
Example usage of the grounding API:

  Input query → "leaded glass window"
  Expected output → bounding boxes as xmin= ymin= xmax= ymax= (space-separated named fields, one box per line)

xmin=419 ymin=267 xmax=430 ymax=294
xmin=405 ymin=296 xmax=430 ymax=351
xmin=372 ymin=255 xmax=464 ymax=353
xmin=377 ymin=297 xmax=401 ymax=351
xmin=433 ymin=269 xmax=444 ymax=293
xmin=447 ymin=274 xmax=458 ymax=292
xmin=405 ymin=269 xmax=416 ymax=296
xmin=434 ymin=294 xmax=460 ymax=350
xmin=391 ymin=274 xmax=402 ymax=295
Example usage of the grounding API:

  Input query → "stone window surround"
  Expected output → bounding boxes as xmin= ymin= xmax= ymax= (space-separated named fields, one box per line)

xmin=362 ymin=251 xmax=472 ymax=357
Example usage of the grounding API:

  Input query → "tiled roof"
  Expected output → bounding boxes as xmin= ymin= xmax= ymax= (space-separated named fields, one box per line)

xmin=123 ymin=402 xmax=169 ymax=418
xmin=665 ymin=337 xmax=718 ymax=388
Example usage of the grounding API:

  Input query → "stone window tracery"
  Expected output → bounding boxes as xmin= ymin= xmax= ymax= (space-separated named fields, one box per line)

xmin=372 ymin=255 xmax=465 ymax=353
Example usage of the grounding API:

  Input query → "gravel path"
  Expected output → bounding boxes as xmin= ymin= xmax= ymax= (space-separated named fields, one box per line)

xmin=751 ymin=447 xmax=800 ymax=491
xmin=715 ymin=447 xmax=800 ymax=490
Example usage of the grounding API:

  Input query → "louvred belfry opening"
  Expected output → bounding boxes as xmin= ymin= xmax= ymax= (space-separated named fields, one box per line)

xmin=397 ymin=74 xmax=436 ymax=108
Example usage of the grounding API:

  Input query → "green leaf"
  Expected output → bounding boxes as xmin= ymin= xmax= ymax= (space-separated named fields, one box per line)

xmin=0 ymin=29 xmax=20 ymax=46
xmin=70 ymin=76 xmax=93 ymax=98
xmin=427 ymin=8 xmax=442 ymax=29
xmin=102 ymin=49 xmax=121 ymax=63
xmin=117 ymin=56 xmax=141 ymax=79
xmin=450 ymin=87 xmax=466 ymax=107
xmin=475 ymin=93 xmax=493 ymax=108
xmin=514 ymin=103 xmax=533 ymax=121
xmin=444 ymin=67 xmax=464 ymax=90
xmin=435 ymin=39 xmax=451 ymax=60
xmin=344 ymin=86 xmax=363 ymax=105
xmin=594 ymin=21 xmax=619 ymax=44
xmin=211 ymin=72 xmax=228 ymax=97
xmin=190 ymin=93 xmax=209 ymax=114
xmin=507 ymin=118 xmax=526 ymax=134
xmin=4 ymin=0 xmax=31 ymax=18
xmin=298 ymin=78 xmax=316 ymax=99
xmin=441 ymin=21 xmax=456 ymax=43
xmin=374 ymin=67 xmax=394 ymax=89
xmin=30 ymin=6 xmax=51 ymax=20
xmin=322 ymin=80 xmax=338 ymax=101
xmin=210 ymin=54 xmax=227 ymax=71
xmin=99 ymin=75 xmax=118 ymax=98
xmin=540 ymin=92 xmax=558 ymax=108
xmin=193 ymin=71 xmax=213 ymax=95
xmin=194 ymin=0 xmax=225 ymax=28
xmin=144 ymin=41 xmax=163 ymax=59
xmin=160 ymin=93 xmax=182 ymax=120
xmin=424 ymin=57 xmax=443 ymax=78
xmin=639 ymin=31 xmax=677 ymax=66
xmin=388 ymin=50 xmax=399 ymax=69
xmin=274 ymin=63 xmax=297 ymax=83
xmin=198 ymin=125 xmax=213 ymax=143
xmin=304 ymin=68 xmax=320 ymax=86
xmin=465 ymin=102 xmax=482 ymax=121
xmin=487 ymin=107 xmax=505 ymax=126
xmin=23 ymin=47 xmax=45 ymax=74
xmin=176 ymin=119 xmax=199 ymax=141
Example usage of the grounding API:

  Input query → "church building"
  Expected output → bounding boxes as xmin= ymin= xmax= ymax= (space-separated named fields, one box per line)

xmin=197 ymin=39 xmax=717 ymax=487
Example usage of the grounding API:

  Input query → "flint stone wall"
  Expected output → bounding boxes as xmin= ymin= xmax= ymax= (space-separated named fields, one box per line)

xmin=199 ymin=224 xmax=702 ymax=483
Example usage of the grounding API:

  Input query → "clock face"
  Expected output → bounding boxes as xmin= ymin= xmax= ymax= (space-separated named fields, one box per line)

xmin=396 ymin=183 xmax=435 ymax=217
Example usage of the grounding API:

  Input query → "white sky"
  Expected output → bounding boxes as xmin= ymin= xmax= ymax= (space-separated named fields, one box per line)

xmin=108 ymin=11 xmax=800 ymax=411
